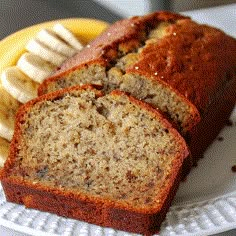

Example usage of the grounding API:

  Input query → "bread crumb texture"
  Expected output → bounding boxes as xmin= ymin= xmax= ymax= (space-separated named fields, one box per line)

xmin=11 ymin=89 xmax=184 ymax=208
xmin=40 ymin=12 xmax=236 ymax=137
xmin=40 ymin=16 xmax=202 ymax=134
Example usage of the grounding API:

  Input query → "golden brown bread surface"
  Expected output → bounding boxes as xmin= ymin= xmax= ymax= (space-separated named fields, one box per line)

xmin=38 ymin=11 xmax=236 ymax=162
xmin=1 ymin=85 xmax=189 ymax=235
xmin=41 ymin=11 xmax=236 ymax=112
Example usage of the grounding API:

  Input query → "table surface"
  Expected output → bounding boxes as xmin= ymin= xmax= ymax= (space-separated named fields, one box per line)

xmin=0 ymin=3 xmax=235 ymax=236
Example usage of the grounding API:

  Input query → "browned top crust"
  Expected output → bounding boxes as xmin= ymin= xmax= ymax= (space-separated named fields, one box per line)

xmin=41 ymin=11 xmax=236 ymax=114
xmin=128 ymin=19 xmax=236 ymax=113
xmin=51 ymin=11 xmax=188 ymax=77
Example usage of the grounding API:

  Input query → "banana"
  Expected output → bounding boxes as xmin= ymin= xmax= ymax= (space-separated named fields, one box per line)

xmin=53 ymin=23 xmax=84 ymax=51
xmin=36 ymin=29 xmax=77 ymax=57
xmin=0 ymin=84 xmax=20 ymax=141
xmin=0 ymin=19 xmax=108 ymax=75
xmin=17 ymin=52 xmax=56 ymax=84
xmin=26 ymin=39 xmax=67 ymax=66
xmin=1 ymin=66 xmax=38 ymax=104
xmin=0 ymin=137 xmax=10 ymax=167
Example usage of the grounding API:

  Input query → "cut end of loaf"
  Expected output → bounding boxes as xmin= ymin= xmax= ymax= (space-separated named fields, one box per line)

xmin=38 ymin=14 xmax=203 ymax=135
xmin=4 ymin=86 xmax=188 ymax=211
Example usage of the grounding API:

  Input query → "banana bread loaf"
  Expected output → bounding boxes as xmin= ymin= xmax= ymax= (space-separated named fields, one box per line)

xmin=1 ymin=85 xmax=189 ymax=235
xmin=38 ymin=11 xmax=236 ymax=164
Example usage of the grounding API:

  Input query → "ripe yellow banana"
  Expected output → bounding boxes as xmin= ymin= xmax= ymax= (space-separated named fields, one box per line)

xmin=26 ymin=39 xmax=67 ymax=66
xmin=0 ymin=84 xmax=20 ymax=141
xmin=0 ymin=137 xmax=10 ymax=167
xmin=36 ymin=28 xmax=77 ymax=57
xmin=1 ymin=66 xmax=38 ymax=103
xmin=53 ymin=23 xmax=84 ymax=50
xmin=17 ymin=52 xmax=56 ymax=83
xmin=0 ymin=18 xmax=108 ymax=75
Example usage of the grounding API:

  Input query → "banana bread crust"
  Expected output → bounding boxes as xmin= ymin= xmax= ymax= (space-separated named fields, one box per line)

xmin=127 ymin=18 xmax=236 ymax=114
xmin=1 ymin=167 xmax=182 ymax=235
xmin=1 ymin=85 xmax=189 ymax=235
xmin=43 ymin=11 xmax=188 ymax=80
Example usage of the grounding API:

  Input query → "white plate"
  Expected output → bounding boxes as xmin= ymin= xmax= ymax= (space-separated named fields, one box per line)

xmin=0 ymin=107 xmax=235 ymax=236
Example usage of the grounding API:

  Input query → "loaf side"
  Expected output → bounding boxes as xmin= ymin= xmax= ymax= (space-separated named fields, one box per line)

xmin=39 ymin=11 xmax=236 ymax=134
xmin=1 ymin=85 xmax=189 ymax=234
xmin=37 ymin=11 xmax=236 ymax=164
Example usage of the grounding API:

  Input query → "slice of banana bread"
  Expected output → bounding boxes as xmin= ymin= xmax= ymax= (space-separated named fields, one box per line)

xmin=1 ymin=85 xmax=189 ymax=235
xmin=38 ymin=11 xmax=236 ymax=163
